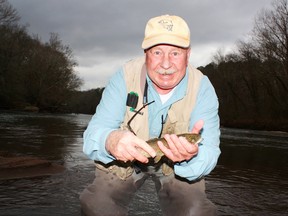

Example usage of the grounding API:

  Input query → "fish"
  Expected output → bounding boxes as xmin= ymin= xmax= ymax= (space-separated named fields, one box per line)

xmin=140 ymin=133 xmax=203 ymax=163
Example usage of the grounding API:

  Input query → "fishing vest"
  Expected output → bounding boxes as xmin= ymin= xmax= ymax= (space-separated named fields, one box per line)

xmin=95 ymin=56 xmax=204 ymax=180
xmin=122 ymin=56 xmax=203 ymax=138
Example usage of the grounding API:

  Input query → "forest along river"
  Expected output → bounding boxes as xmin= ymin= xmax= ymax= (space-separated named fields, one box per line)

xmin=0 ymin=111 xmax=287 ymax=216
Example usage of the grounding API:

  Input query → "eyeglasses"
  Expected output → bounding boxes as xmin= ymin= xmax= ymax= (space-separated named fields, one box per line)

xmin=127 ymin=100 xmax=167 ymax=138
xmin=127 ymin=100 xmax=155 ymax=135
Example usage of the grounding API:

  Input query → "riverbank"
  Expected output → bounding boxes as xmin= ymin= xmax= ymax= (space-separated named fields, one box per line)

xmin=0 ymin=152 xmax=65 ymax=180
xmin=221 ymin=118 xmax=288 ymax=133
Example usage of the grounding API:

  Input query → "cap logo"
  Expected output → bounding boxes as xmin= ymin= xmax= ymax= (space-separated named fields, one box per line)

xmin=158 ymin=19 xmax=173 ymax=31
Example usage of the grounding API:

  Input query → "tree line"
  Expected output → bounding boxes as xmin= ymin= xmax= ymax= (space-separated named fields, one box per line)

xmin=1 ymin=0 xmax=287 ymax=131
xmin=200 ymin=0 xmax=288 ymax=131
xmin=0 ymin=0 xmax=82 ymax=112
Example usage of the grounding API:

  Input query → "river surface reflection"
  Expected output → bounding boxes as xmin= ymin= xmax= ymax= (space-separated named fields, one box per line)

xmin=0 ymin=111 xmax=287 ymax=215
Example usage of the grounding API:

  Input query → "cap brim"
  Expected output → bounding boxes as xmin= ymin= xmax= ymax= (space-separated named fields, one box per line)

xmin=142 ymin=34 xmax=190 ymax=49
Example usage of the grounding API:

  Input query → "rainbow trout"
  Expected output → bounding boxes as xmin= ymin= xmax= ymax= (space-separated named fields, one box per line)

xmin=141 ymin=133 xmax=203 ymax=163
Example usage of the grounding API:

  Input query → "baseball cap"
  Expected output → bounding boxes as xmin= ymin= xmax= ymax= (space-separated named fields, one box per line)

xmin=142 ymin=15 xmax=190 ymax=50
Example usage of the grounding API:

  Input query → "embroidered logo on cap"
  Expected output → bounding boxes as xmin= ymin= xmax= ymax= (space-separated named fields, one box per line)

xmin=158 ymin=19 xmax=173 ymax=31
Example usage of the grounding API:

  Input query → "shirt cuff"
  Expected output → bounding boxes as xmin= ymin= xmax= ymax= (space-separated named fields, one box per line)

xmin=88 ymin=128 xmax=116 ymax=163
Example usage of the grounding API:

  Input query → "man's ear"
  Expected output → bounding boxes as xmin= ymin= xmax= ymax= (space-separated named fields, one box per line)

xmin=186 ymin=47 xmax=191 ymax=64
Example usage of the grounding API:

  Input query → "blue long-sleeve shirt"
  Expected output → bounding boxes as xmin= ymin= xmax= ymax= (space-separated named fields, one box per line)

xmin=83 ymin=64 xmax=221 ymax=181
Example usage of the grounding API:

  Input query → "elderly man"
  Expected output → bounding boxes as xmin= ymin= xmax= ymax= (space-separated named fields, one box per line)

xmin=80 ymin=14 xmax=220 ymax=216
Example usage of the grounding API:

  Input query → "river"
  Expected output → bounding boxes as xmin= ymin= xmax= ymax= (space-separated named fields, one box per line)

xmin=0 ymin=111 xmax=287 ymax=215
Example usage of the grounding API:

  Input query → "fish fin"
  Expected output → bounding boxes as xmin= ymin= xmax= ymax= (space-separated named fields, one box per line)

xmin=154 ymin=155 xmax=162 ymax=163
xmin=195 ymin=138 xmax=204 ymax=145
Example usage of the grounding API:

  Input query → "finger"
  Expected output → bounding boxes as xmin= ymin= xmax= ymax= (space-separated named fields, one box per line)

xmin=116 ymin=146 xmax=134 ymax=162
xmin=164 ymin=134 xmax=179 ymax=152
xmin=121 ymin=150 xmax=135 ymax=163
xmin=134 ymin=138 xmax=157 ymax=158
xmin=170 ymin=134 xmax=198 ymax=160
xmin=191 ymin=119 xmax=204 ymax=134
xmin=170 ymin=134 xmax=187 ymax=155
xmin=126 ymin=146 xmax=149 ymax=163
xmin=157 ymin=140 xmax=174 ymax=159
xmin=179 ymin=136 xmax=198 ymax=154
xmin=163 ymin=134 xmax=184 ymax=160
xmin=172 ymin=135 xmax=197 ymax=160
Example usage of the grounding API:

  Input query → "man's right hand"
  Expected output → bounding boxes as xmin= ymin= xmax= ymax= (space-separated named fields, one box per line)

xmin=105 ymin=130 xmax=156 ymax=163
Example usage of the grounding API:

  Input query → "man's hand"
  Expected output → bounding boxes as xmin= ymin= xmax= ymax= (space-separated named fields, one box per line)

xmin=105 ymin=130 xmax=156 ymax=163
xmin=157 ymin=119 xmax=204 ymax=162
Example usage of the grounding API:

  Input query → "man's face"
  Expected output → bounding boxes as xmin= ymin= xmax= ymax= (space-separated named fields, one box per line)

xmin=145 ymin=44 xmax=191 ymax=94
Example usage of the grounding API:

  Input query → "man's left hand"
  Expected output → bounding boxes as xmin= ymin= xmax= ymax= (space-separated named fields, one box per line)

xmin=157 ymin=119 xmax=204 ymax=162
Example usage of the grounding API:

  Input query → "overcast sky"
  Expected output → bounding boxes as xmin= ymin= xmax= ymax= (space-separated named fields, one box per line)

xmin=9 ymin=0 xmax=273 ymax=90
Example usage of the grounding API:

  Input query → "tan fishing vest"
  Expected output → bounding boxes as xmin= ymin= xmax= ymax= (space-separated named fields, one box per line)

xmin=95 ymin=56 xmax=204 ymax=180
xmin=122 ymin=56 xmax=203 ymax=138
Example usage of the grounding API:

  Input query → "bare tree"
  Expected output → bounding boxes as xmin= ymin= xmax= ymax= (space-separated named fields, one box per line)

xmin=23 ymin=33 xmax=83 ymax=110
xmin=212 ymin=48 xmax=226 ymax=65
xmin=252 ymin=0 xmax=288 ymax=74
xmin=203 ymin=0 xmax=288 ymax=130
xmin=0 ymin=0 xmax=20 ymax=26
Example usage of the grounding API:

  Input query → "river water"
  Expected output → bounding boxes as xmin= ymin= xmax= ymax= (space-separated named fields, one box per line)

xmin=0 ymin=111 xmax=287 ymax=216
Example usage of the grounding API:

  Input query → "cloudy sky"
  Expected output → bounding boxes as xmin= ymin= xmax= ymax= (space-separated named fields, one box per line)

xmin=9 ymin=0 xmax=273 ymax=90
